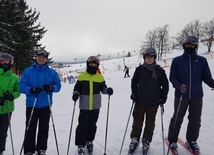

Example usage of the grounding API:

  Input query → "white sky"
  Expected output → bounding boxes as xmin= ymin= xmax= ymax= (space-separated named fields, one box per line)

xmin=26 ymin=0 xmax=214 ymax=62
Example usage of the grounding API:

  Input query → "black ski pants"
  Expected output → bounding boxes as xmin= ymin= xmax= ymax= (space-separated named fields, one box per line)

xmin=168 ymin=97 xmax=202 ymax=143
xmin=75 ymin=109 xmax=99 ymax=146
xmin=24 ymin=106 xmax=50 ymax=154
xmin=0 ymin=113 xmax=11 ymax=152
xmin=130 ymin=104 xmax=158 ymax=142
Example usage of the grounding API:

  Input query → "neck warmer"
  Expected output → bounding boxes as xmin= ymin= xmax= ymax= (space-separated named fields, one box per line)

xmin=143 ymin=61 xmax=158 ymax=79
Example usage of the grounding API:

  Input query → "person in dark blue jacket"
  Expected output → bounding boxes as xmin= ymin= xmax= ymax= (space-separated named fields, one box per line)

xmin=19 ymin=49 xmax=61 ymax=155
xmin=167 ymin=36 xmax=214 ymax=154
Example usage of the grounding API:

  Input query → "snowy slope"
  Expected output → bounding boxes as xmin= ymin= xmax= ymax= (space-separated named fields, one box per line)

xmin=4 ymin=48 xmax=214 ymax=155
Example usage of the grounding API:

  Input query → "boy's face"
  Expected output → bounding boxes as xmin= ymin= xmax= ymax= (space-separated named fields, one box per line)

xmin=36 ymin=55 xmax=47 ymax=65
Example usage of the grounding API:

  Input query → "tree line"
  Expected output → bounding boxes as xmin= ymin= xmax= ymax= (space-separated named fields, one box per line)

xmin=141 ymin=19 xmax=214 ymax=60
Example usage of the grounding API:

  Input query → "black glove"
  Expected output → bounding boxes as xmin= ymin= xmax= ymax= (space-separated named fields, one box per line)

xmin=107 ymin=87 xmax=113 ymax=95
xmin=158 ymin=97 xmax=167 ymax=105
xmin=43 ymin=84 xmax=54 ymax=93
xmin=30 ymin=87 xmax=43 ymax=94
xmin=4 ymin=91 xmax=14 ymax=101
xmin=72 ymin=93 xmax=79 ymax=102
xmin=179 ymin=84 xmax=187 ymax=93
xmin=130 ymin=94 xmax=136 ymax=101
xmin=0 ymin=97 xmax=5 ymax=105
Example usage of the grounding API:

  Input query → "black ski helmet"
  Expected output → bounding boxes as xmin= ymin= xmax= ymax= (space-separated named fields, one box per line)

xmin=182 ymin=36 xmax=199 ymax=48
xmin=0 ymin=53 xmax=14 ymax=64
xmin=143 ymin=48 xmax=157 ymax=59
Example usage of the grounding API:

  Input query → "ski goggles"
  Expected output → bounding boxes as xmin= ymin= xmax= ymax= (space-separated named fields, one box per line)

xmin=37 ymin=50 xmax=48 ymax=58
xmin=183 ymin=37 xmax=198 ymax=46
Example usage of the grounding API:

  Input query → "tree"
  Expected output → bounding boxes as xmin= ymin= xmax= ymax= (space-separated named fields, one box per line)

xmin=0 ymin=0 xmax=47 ymax=74
xmin=201 ymin=18 xmax=214 ymax=52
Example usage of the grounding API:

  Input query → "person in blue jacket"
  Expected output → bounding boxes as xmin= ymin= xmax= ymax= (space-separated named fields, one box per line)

xmin=19 ymin=49 xmax=61 ymax=155
xmin=167 ymin=36 xmax=214 ymax=154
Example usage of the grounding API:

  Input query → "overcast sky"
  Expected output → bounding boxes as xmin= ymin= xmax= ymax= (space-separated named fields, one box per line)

xmin=26 ymin=0 xmax=214 ymax=62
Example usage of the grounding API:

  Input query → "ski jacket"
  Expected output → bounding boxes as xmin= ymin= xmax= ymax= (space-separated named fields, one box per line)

xmin=0 ymin=68 xmax=20 ymax=114
xmin=19 ymin=63 xmax=61 ymax=108
xmin=170 ymin=51 xmax=214 ymax=99
xmin=74 ymin=71 xmax=108 ymax=110
xmin=131 ymin=65 xmax=169 ymax=106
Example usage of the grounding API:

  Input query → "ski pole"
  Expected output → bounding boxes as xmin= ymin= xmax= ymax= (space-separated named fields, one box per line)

xmin=7 ymin=101 xmax=14 ymax=155
xmin=104 ymin=95 xmax=111 ymax=155
xmin=119 ymin=101 xmax=134 ymax=155
xmin=20 ymin=94 xmax=38 ymax=155
xmin=160 ymin=104 xmax=165 ymax=155
xmin=47 ymin=93 xmax=60 ymax=155
xmin=167 ymin=94 xmax=183 ymax=155
xmin=66 ymin=101 xmax=77 ymax=155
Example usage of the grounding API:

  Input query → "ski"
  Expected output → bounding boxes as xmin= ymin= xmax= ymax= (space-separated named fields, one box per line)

xmin=177 ymin=138 xmax=200 ymax=155
xmin=164 ymin=138 xmax=179 ymax=155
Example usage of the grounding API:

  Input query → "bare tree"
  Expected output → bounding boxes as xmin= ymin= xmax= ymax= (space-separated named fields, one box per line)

xmin=156 ymin=24 xmax=170 ymax=60
xmin=201 ymin=18 xmax=214 ymax=52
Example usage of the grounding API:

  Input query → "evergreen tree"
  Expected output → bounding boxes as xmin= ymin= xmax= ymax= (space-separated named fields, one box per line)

xmin=0 ymin=0 xmax=47 ymax=74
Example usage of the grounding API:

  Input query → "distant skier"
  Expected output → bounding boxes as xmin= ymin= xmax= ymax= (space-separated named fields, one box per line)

xmin=0 ymin=53 xmax=20 ymax=155
xmin=72 ymin=56 xmax=113 ymax=154
xmin=123 ymin=66 xmax=130 ymax=78
xmin=128 ymin=48 xmax=169 ymax=154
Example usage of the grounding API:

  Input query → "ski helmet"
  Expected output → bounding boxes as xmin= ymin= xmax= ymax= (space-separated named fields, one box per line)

xmin=143 ymin=48 xmax=157 ymax=59
xmin=182 ymin=36 xmax=199 ymax=48
xmin=36 ymin=49 xmax=49 ymax=58
xmin=86 ymin=56 xmax=100 ymax=66
xmin=0 ymin=53 xmax=14 ymax=64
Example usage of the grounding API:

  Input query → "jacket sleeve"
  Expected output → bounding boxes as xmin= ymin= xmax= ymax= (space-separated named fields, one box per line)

xmin=202 ymin=58 xmax=214 ymax=88
xmin=160 ymin=68 xmax=169 ymax=100
xmin=19 ymin=69 xmax=32 ymax=95
xmin=131 ymin=67 xmax=140 ymax=96
xmin=169 ymin=58 xmax=181 ymax=89
xmin=51 ymin=70 xmax=61 ymax=93
xmin=12 ymin=75 xmax=21 ymax=99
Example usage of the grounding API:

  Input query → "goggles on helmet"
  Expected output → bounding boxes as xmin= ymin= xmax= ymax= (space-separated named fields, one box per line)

xmin=183 ymin=37 xmax=198 ymax=46
xmin=87 ymin=56 xmax=100 ymax=65
xmin=37 ymin=50 xmax=48 ymax=57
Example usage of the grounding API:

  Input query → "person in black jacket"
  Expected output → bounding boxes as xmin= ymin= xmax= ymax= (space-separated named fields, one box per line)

xmin=167 ymin=36 xmax=214 ymax=154
xmin=128 ymin=48 xmax=169 ymax=154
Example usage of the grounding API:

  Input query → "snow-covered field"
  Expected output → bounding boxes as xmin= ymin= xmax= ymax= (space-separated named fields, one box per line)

xmin=4 ymin=47 xmax=214 ymax=155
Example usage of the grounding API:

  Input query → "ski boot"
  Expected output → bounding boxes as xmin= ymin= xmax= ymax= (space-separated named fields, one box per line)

xmin=77 ymin=145 xmax=85 ymax=155
xmin=127 ymin=137 xmax=139 ymax=155
xmin=186 ymin=141 xmax=200 ymax=155
xmin=86 ymin=141 xmax=94 ymax=154
xmin=24 ymin=153 xmax=33 ymax=155
xmin=170 ymin=142 xmax=178 ymax=155
xmin=38 ymin=150 xmax=46 ymax=155
xmin=142 ymin=138 xmax=150 ymax=155
xmin=0 ymin=152 xmax=3 ymax=155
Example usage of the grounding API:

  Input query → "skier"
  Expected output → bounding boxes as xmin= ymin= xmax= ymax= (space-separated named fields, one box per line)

xmin=128 ymin=48 xmax=169 ymax=154
xmin=167 ymin=36 xmax=214 ymax=154
xmin=19 ymin=49 xmax=61 ymax=155
xmin=72 ymin=56 xmax=113 ymax=154
xmin=123 ymin=66 xmax=130 ymax=78
xmin=0 ymin=53 xmax=20 ymax=155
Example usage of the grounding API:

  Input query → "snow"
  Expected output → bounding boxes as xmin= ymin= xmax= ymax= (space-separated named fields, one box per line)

xmin=5 ymin=46 xmax=214 ymax=155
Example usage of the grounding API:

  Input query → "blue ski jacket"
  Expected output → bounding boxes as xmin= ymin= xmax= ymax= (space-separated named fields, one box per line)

xmin=19 ymin=63 xmax=61 ymax=108
xmin=170 ymin=51 xmax=214 ymax=99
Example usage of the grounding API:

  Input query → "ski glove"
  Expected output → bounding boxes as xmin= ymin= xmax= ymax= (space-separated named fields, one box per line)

xmin=107 ymin=87 xmax=113 ymax=95
xmin=0 ymin=97 xmax=5 ymax=105
xmin=43 ymin=84 xmax=54 ymax=93
xmin=130 ymin=94 xmax=136 ymax=102
xmin=30 ymin=87 xmax=43 ymax=94
xmin=4 ymin=91 xmax=14 ymax=101
xmin=179 ymin=84 xmax=187 ymax=93
xmin=72 ymin=93 xmax=79 ymax=102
